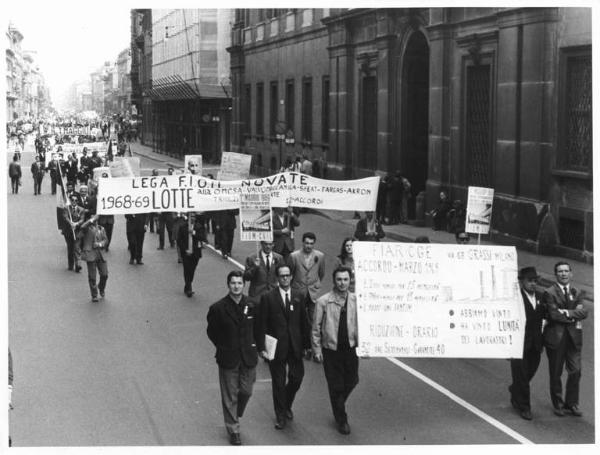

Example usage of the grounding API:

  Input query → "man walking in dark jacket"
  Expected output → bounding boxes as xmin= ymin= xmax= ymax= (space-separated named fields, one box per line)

xmin=207 ymin=270 xmax=259 ymax=446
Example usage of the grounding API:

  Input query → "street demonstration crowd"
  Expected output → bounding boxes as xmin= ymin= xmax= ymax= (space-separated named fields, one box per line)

xmin=7 ymin=116 xmax=589 ymax=446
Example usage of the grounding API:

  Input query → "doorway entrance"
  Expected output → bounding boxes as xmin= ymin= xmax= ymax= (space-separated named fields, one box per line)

xmin=400 ymin=31 xmax=429 ymax=219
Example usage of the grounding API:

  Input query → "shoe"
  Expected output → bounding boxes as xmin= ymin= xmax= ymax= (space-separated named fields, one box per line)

xmin=520 ymin=409 xmax=533 ymax=420
xmin=177 ymin=258 xmax=182 ymax=263
xmin=129 ymin=258 xmax=134 ymax=265
xmin=137 ymin=260 xmax=144 ymax=265
xmin=285 ymin=409 xmax=294 ymax=420
xmin=157 ymin=246 xmax=164 ymax=250
xmin=99 ymin=290 xmax=105 ymax=298
xmin=68 ymin=266 xmax=73 ymax=271
xmin=91 ymin=296 xmax=99 ymax=303
xmin=565 ymin=405 xmax=582 ymax=416
xmin=75 ymin=265 xmax=82 ymax=273
xmin=229 ymin=433 xmax=241 ymax=446
xmin=223 ymin=253 xmax=229 ymax=259
xmin=185 ymin=290 xmax=194 ymax=298
xmin=337 ymin=421 xmax=351 ymax=435
xmin=275 ymin=418 xmax=287 ymax=430
xmin=554 ymin=406 xmax=565 ymax=417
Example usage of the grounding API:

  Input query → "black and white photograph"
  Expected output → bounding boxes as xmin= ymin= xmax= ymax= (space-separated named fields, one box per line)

xmin=2 ymin=0 xmax=596 ymax=452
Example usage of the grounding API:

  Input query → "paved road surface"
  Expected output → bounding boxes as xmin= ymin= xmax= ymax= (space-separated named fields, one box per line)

xmin=7 ymin=146 xmax=595 ymax=448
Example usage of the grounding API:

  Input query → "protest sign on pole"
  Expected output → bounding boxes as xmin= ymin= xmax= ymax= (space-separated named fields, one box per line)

xmin=184 ymin=155 xmax=203 ymax=175
xmin=353 ymin=241 xmax=525 ymax=359
xmin=217 ymin=152 xmax=252 ymax=181
xmin=240 ymin=193 xmax=273 ymax=242
xmin=466 ymin=186 xmax=494 ymax=235
xmin=96 ymin=172 xmax=379 ymax=215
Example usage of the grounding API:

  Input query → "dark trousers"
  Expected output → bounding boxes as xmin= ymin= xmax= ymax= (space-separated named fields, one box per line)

xmin=157 ymin=218 xmax=174 ymax=248
xmin=50 ymin=173 xmax=58 ymax=194
xmin=182 ymin=253 xmax=200 ymax=291
xmin=546 ymin=333 xmax=582 ymax=408
xmin=127 ymin=230 xmax=145 ymax=261
xmin=510 ymin=346 xmax=542 ymax=411
xmin=33 ymin=175 xmax=43 ymax=194
xmin=10 ymin=177 xmax=19 ymax=194
xmin=148 ymin=213 xmax=156 ymax=233
xmin=99 ymin=223 xmax=114 ymax=249
xmin=217 ymin=228 xmax=235 ymax=255
xmin=62 ymin=230 xmax=79 ymax=269
xmin=322 ymin=347 xmax=359 ymax=425
xmin=268 ymin=349 xmax=304 ymax=419
xmin=218 ymin=364 xmax=256 ymax=435
xmin=86 ymin=259 xmax=108 ymax=298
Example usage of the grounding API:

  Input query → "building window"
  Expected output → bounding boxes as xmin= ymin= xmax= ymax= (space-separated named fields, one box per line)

xmin=360 ymin=75 xmax=377 ymax=169
xmin=286 ymin=79 xmax=295 ymax=133
xmin=322 ymin=76 xmax=330 ymax=144
xmin=256 ymin=82 xmax=264 ymax=137
xmin=270 ymin=81 xmax=278 ymax=136
xmin=243 ymin=83 xmax=252 ymax=137
xmin=465 ymin=64 xmax=492 ymax=187
xmin=302 ymin=77 xmax=312 ymax=142
xmin=558 ymin=47 xmax=592 ymax=173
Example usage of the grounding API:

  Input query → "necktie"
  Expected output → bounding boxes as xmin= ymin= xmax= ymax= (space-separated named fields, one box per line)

xmin=563 ymin=286 xmax=569 ymax=299
xmin=265 ymin=255 xmax=270 ymax=272
xmin=285 ymin=293 xmax=290 ymax=312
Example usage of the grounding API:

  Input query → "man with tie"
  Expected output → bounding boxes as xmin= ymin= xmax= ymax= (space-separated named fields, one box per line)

xmin=257 ymin=264 xmax=311 ymax=430
xmin=206 ymin=271 xmax=259 ymax=446
xmin=288 ymin=232 xmax=326 ymax=329
xmin=542 ymin=261 xmax=588 ymax=417
xmin=272 ymin=206 xmax=300 ymax=260
xmin=509 ymin=267 xmax=545 ymax=420
xmin=243 ymin=241 xmax=283 ymax=306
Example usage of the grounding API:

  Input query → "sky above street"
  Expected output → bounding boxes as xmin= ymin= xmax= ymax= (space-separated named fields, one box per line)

xmin=5 ymin=1 xmax=132 ymax=110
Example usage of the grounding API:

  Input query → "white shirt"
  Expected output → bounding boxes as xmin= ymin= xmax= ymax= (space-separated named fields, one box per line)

xmin=524 ymin=291 xmax=537 ymax=309
xmin=278 ymin=287 xmax=291 ymax=309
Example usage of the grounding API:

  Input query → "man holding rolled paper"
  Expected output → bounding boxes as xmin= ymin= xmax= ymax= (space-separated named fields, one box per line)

xmin=257 ymin=264 xmax=311 ymax=430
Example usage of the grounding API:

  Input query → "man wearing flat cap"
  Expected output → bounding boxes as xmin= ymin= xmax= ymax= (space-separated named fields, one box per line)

xmin=509 ymin=267 xmax=545 ymax=420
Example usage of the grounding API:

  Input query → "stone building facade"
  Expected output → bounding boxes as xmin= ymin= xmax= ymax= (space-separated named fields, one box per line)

xmin=229 ymin=7 xmax=592 ymax=261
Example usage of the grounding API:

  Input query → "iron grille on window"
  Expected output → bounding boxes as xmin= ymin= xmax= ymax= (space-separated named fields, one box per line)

xmin=563 ymin=54 xmax=592 ymax=171
xmin=466 ymin=65 xmax=491 ymax=187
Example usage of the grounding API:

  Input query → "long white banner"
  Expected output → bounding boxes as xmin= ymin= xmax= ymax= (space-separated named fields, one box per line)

xmin=354 ymin=242 xmax=525 ymax=358
xmin=96 ymin=172 xmax=379 ymax=214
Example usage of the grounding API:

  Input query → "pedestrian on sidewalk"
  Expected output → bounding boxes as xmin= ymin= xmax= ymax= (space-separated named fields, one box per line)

xmin=206 ymin=270 xmax=259 ymax=446
xmin=176 ymin=212 xmax=207 ymax=297
xmin=354 ymin=211 xmax=385 ymax=242
xmin=509 ymin=267 xmax=545 ymax=420
xmin=543 ymin=261 xmax=588 ymax=417
xmin=311 ymin=266 xmax=359 ymax=435
xmin=8 ymin=154 xmax=22 ymax=194
xmin=257 ymin=264 xmax=311 ymax=430
xmin=79 ymin=214 xmax=109 ymax=302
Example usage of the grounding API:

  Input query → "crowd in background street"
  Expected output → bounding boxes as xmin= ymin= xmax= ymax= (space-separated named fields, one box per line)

xmin=6 ymin=114 xmax=591 ymax=446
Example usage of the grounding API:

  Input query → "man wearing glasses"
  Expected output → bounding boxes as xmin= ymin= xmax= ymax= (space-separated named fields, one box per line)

xmin=509 ymin=267 xmax=545 ymax=420
xmin=455 ymin=231 xmax=470 ymax=243
xmin=257 ymin=264 xmax=311 ymax=430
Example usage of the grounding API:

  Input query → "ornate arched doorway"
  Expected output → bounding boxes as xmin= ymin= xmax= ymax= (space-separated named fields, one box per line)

xmin=400 ymin=31 xmax=429 ymax=220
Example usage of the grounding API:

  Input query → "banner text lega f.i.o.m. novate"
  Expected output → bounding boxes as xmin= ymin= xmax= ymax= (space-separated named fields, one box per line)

xmin=95 ymin=172 xmax=380 ymax=214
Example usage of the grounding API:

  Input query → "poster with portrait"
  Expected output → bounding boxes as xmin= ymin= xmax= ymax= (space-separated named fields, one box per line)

xmin=466 ymin=186 xmax=494 ymax=235
xmin=184 ymin=155 xmax=203 ymax=175
xmin=239 ymin=193 xmax=273 ymax=242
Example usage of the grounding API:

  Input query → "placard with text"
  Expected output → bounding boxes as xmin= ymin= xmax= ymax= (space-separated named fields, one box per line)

xmin=353 ymin=241 xmax=525 ymax=358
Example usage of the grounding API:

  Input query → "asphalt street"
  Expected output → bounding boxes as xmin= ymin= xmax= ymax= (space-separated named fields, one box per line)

xmin=7 ymin=145 xmax=595 ymax=447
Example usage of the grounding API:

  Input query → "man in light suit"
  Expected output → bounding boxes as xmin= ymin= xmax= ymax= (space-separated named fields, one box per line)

xmin=79 ymin=214 xmax=109 ymax=303
xmin=509 ymin=267 xmax=545 ymax=420
xmin=257 ymin=264 xmax=311 ymax=430
xmin=542 ymin=261 xmax=588 ymax=417
xmin=243 ymin=241 xmax=283 ymax=305
xmin=288 ymin=232 xmax=326 ymax=329
xmin=272 ymin=206 xmax=299 ymax=259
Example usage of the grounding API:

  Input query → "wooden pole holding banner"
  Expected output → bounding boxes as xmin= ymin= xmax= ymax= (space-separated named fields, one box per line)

xmin=478 ymin=233 xmax=481 ymax=245
xmin=186 ymin=212 xmax=195 ymax=255
xmin=57 ymin=161 xmax=76 ymax=240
